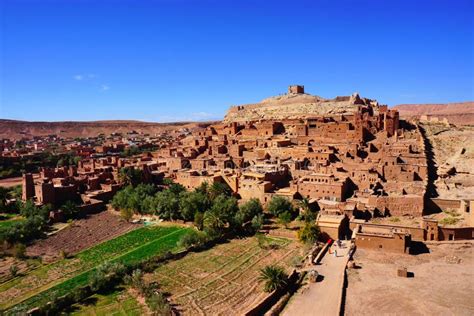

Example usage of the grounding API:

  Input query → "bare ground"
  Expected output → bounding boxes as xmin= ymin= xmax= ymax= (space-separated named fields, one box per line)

xmin=345 ymin=241 xmax=474 ymax=315
xmin=26 ymin=210 xmax=137 ymax=262
xmin=0 ymin=174 xmax=39 ymax=188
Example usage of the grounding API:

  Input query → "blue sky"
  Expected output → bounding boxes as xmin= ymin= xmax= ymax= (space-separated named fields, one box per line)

xmin=1 ymin=0 xmax=473 ymax=122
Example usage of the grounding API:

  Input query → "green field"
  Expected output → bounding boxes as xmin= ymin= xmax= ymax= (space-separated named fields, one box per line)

xmin=0 ymin=214 xmax=24 ymax=229
xmin=1 ymin=225 xmax=191 ymax=314
xmin=78 ymin=236 xmax=301 ymax=315
xmin=68 ymin=289 xmax=144 ymax=316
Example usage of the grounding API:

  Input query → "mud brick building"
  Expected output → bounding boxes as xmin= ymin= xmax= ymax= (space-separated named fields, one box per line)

xmin=145 ymin=86 xmax=432 ymax=219
xmin=21 ymin=86 xmax=452 ymax=226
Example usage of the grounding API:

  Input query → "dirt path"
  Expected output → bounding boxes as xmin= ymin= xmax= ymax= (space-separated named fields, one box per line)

xmin=282 ymin=241 xmax=350 ymax=316
xmin=0 ymin=174 xmax=39 ymax=188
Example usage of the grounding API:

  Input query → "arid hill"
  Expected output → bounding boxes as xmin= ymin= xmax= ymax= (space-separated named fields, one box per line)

xmin=393 ymin=102 xmax=474 ymax=125
xmin=223 ymin=90 xmax=377 ymax=122
xmin=0 ymin=119 xmax=213 ymax=139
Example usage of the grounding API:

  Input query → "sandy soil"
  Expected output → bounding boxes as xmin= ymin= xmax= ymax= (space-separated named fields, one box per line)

xmin=345 ymin=241 xmax=474 ymax=315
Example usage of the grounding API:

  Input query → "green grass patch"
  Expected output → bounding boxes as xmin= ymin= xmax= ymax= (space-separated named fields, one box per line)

xmin=68 ymin=289 xmax=143 ymax=316
xmin=439 ymin=216 xmax=460 ymax=226
xmin=442 ymin=209 xmax=461 ymax=217
xmin=3 ymin=225 xmax=190 ymax=314
xmin=0 ymin=215 xmax=25 ymax=229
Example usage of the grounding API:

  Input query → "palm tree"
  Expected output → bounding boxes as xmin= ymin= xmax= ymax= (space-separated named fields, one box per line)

xmin=259 ymin=265 xmax=288 ymax=292
xmin=298 ymin=198 xmax=315 ymax=222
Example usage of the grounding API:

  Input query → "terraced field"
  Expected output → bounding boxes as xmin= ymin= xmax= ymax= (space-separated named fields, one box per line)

xmin=26 ymin=211 xmax=137 ymax=262
xmin=1 ymin=225 xmax=191 ymax=314
xmin=149 ymin=236 xmax=302 ymax=315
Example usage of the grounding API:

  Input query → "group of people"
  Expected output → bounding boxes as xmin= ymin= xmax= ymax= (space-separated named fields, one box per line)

xmin=328 ymin=239 xmax=344 ymax=257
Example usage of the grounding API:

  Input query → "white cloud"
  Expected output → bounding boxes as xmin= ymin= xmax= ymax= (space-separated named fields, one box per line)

xmin=100 ymin=84 xmax=110 ymax=91
xmin=73 ymin=73 xmax=97 ymax=81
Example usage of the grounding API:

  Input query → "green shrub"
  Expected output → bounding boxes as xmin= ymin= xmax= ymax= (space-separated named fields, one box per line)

xmin=267 ymin=196 xmax=294 ymax=217
xmin=177 ymin=230 xmax=208 ymax=249
xmin=298 ymin=222 xmax=320 ymax=244
xmin=146 ymin=292 xmax=172 ymax=315
xmin=12 ymin=243 xmax=26 ymax=259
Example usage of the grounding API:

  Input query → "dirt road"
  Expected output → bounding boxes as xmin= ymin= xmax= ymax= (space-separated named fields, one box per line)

xmin=282 ymin=241 xmax=350 ymax=316
xmin=0 ymin=174 xmax=39 ymax=188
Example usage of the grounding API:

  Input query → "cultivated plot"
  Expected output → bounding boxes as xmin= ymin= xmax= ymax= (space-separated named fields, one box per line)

xmin=1 ymin=225 xmax=190 ymax=314
xmin=149 ymin=236 xmax=302 ymax=315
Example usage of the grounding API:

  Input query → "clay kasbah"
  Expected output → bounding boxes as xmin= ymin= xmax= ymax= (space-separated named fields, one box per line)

xmin=1 ymin=84 xmax=473 ymax=315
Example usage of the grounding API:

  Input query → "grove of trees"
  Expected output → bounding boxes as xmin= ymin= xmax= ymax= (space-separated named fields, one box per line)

xmin=111 ymin=181 xmax=264 ymax=238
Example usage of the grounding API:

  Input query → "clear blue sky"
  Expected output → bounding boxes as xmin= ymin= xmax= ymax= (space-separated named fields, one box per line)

xmin=1 ymin=0 xmax=473 ymax=122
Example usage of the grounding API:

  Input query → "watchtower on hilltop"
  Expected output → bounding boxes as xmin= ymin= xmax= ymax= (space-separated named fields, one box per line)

xmin=289 ymin=85 xmax=304 ymax=94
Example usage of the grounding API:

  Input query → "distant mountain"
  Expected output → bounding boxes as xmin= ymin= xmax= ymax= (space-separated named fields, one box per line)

xmin=0 ymin=119 xmax=213 ymax=139
xmin=392 ymin=102 xmax=474 ymax=125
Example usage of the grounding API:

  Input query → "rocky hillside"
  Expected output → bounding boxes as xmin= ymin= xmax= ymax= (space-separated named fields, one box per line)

xmin=0 ymin=119 xmax=211 ymax=139
xmin=422 ymin=122 xmax=474 ymax=200
xmin=223 ymin=91 xmax=378 ymax=122
xmin=393 ymin=102 xmax=474 ymax=125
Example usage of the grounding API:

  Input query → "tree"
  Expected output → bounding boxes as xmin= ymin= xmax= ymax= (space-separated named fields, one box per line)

xmin=235 ymin=198 xmax=264 ymax=234
xmin=179 ymin=191 xmax=209 ymax=221
xmin=277 ymin=211 xmax=292 ymax=229
xmin=162 ymin=178 xmax=174 ymax=186
xmin=235 ymin=198 xmax=263 ymax=226
xmin=298 ymin=222 xmax=320 ymax=244
xmin=10 ymin=185 xmax=22 ymax=200
xmin=298 ymin=198 xmax=316 ymax=223
xmin=153 ymin=190 xmax=180 ymax=220
xmin=61 ymin=200 xmax=79 ymax=219
xmin=146 ymin=292 xmax=172 ymax=316
xmin=89 ymin=262 xmax=126 ymax=292
xmin=124 ymin=269 xmax=146 ymax=294
xmin=267 ymin=196 xmax=294 ymax=217
xmin=208 ymin=182 xmax=231 ymax=201
xmin=251 ymin=214 xmax=264 ymax=232
xmin=111 ymin=184 xmax=157 ymax=215
xmin=119 ymin=167 xmax=144 ymax=187
xmin=194 ymin=212 xmax=204 ymax=230
xmin=167 ymin=183 xmax=186 ymax=196
xmin=204 ymin=195 xmax=239 ymax=235
xmin=120 ymin=208 xmax=134 ymax=222
xmin=177 ymin=230 xmax=208 ymax=249
xmin=259 ymin=265 xmax=288 ymax=292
